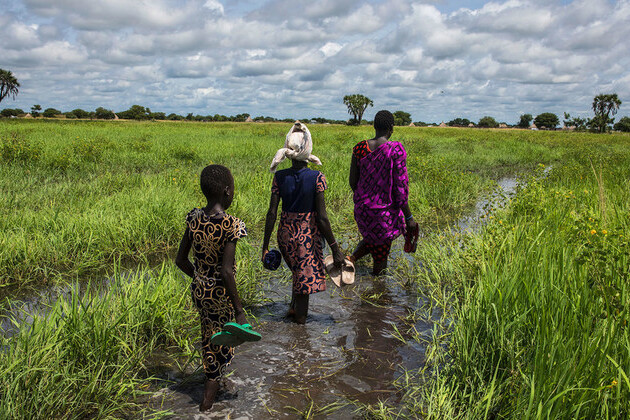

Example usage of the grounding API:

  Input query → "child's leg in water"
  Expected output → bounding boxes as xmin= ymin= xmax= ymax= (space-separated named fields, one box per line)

xmin=200 ymin=378 xmax=220 ymax=411
xmin=293 ymin=294 xmax=309 ymax=324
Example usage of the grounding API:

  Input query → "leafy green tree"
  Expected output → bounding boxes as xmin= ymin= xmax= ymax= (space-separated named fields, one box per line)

xmin=0 ymin=69 xmax=20 ymax=104
xmin=478 ymin=116 xmax=499 ymax=128
xmin=613 ymin=116 xmax=630 ymax=132
xmin=232 ymin=113 xmax=250 ymax=122
xmin=393 ymin=110 xmax=412 ymax=126
xmin=590 ymin=93 xmax=622 ymax=133
xmin=1 ymin=108 xmax=24 ymax=117
xmin=517 ymin=114 xmax=533 ymax=128
xmin=94 ymin=107 xmax=115 ymax=119
xmin=563 ymin=112 xmax=588 ymax=131
xmin=31 ymin=104 xmax=41 ymax=117
xmin=534 ymin=113 xmax=559 ymax=129
xmin=343 ymin=94 xmax=373 ymax=125
xmin=167 ymin=113 xmax=183 ymax=121
xmin=42 ymin=108 xmax=61 ymax=118
xmin=118 ymin=105 xmax=150 ymax=120
xmin=150 ymin=112 xmax=166 ymax=120
xmin=448 ymin=117 xmax=472 ymax=127
xmin=71 ymin=108 xmax=90 ymax=119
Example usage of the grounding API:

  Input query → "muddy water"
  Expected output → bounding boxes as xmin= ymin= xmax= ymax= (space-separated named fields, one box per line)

xmin=147 ymin=262 xmax=429 ymax=419
xmin=1 ymin=175 xmax=523 ymax=419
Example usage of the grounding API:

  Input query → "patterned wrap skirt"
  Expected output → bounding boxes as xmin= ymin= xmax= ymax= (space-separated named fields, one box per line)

xmin=190 ymin=275 xmax=235 ymax=380
xmin=277 ymin=211 xmax=327 ymax=295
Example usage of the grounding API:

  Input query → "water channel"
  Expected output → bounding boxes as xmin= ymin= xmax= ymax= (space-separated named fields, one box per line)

xmin=1 ymin=175 xmax=522 ymax=419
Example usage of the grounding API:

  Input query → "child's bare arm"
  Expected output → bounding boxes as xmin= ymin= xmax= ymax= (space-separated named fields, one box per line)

xmin=221 ymin=241 xmax=247 ymax=324
xmin=262 ymin=193 xmax=280 ymax=260
xmin=175 ymin=228 xmax=195 ymax=278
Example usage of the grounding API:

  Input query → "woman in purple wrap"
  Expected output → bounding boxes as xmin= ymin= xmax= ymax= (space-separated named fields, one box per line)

xmin=348 ymin=110 xmax=418 ymax=275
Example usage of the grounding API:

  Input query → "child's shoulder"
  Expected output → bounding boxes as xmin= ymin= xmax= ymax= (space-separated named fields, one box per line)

xmin=186 ymin=207 xmax=203 ymax=222
xmin=224 ymin=213 xmax=248 ymax=239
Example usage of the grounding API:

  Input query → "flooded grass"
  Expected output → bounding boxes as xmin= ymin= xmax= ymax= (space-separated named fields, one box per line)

xmin=372 ymin=160 xmax=630 ymax=418
xmin=1 ymin=120 xmax=630 ymax=418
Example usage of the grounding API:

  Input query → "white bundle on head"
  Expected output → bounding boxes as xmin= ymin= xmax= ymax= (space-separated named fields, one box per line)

xmin=269 ymin=121 xmax=322 ymax=172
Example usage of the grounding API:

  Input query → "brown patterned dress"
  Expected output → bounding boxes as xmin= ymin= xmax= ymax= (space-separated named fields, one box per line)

xmin=186 ymin=208 xmax=247 ymax=380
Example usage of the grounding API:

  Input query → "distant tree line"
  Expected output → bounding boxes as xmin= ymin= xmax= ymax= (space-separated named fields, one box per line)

xmin=0 ymin=104 xmax=348 ymax=124
xmin=2 ymin=73 xmax=628 ymax=133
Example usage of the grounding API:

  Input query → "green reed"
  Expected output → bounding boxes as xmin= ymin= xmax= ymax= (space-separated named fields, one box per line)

xmin=365 ymin=143 xmax=630 ymax=418
xmin=0 ymin=263 xmax=197 ymax=419
xmin=0 ymin=120 xmax=581 ymax=287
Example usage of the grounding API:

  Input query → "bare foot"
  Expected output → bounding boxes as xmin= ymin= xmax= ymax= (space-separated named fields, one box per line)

xmin=200 ymin=379 xmax=219 ymax=411
xmin=293 ymin=315 xmax=306 ymax=324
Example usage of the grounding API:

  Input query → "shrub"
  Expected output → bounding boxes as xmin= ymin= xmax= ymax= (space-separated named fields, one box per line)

xmin=478 ymin=116 xmax=499 ymax=128
xmin=0 ymin=132 xmax=40 ymax=163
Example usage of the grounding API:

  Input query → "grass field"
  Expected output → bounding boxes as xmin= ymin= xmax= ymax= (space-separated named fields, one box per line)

xmin=1 ymin=119 xmax=629 ymax=418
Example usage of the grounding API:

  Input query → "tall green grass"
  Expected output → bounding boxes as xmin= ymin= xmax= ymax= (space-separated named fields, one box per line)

xmin=0 ymin=263 xmax=196 ymax=419
xmin=367 ymin=148 xmax=630 ymax=418
xmin=2 ymin=120 xmax=630 ymax=418
xmin=1 ymin=120 xmax=599 ymax=287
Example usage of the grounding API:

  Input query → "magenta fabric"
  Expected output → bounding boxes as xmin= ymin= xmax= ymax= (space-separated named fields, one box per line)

xmin=353 ymin=140 xmax=409 ymax=245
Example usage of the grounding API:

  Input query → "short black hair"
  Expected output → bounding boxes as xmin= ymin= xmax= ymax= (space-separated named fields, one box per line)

xmin=374 ymin=110 xmax=394 ymax=132
xmin=200 ymin=164 xmax=233 ymax=200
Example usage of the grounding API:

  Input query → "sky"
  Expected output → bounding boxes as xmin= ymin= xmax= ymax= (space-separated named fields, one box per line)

xmin=1 ymin=0 xmax=629 ymax=124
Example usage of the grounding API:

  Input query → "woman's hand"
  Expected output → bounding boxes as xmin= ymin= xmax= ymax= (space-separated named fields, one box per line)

xmin=332 ymin=245 xmax=344 ymax=269
xmin=406 ymin=216 xmax=418 ymax=234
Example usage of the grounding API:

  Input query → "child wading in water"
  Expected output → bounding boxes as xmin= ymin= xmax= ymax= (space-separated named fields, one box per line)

xmin=176 ymin=164 xmax=250 ymax=411
xmin=349 ymin=110 xmax=418 ymax=275
xmin=263 ymin=121 xmax=344 ymax=324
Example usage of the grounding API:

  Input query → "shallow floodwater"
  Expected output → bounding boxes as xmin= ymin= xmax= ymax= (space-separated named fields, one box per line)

xmin=1 ymin=174 xmax=524 ymax=418
xmin=146 ymin=263 xmax=429 ymax=419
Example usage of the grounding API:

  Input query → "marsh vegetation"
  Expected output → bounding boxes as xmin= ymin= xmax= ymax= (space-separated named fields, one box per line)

xmin=1 ymin=120 xmax=628 ymax=418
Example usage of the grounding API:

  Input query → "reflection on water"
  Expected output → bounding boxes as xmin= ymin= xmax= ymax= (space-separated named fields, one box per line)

xmin=147 ymin=266 xmax=426 ymax=419
xmin=456 ymin=175 xmax=520 ymax=233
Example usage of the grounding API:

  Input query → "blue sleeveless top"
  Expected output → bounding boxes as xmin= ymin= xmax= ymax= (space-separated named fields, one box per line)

xmin=272 ymin=167 xmax=327 ymax=213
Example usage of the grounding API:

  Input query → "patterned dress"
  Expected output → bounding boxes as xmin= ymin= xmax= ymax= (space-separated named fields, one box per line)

xmin=186 ymin=208 xmax=247 ymax=380
xmin=272 ymin=167 xmax=328 ymax=294
xmin=352 ymin=140 xmax=409 ymax=263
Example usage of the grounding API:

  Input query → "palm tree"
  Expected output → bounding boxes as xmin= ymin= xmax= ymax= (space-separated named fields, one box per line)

xmin=0 ymin=69 xmax=20 ymax=104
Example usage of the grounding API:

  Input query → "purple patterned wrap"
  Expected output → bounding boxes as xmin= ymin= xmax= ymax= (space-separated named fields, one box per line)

xmin=353 ymin=141 xmax=409 ymax=245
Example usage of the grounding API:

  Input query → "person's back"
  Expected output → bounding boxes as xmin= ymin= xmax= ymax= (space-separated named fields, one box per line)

xmin=186 ymin=208 xmax=245 ymax=279
xmin=348 ymin=110 xmax=418 ymax=275
xmin=273 ymin=166 xmax=321 ymax=214
xmin=262 ymin=122 xmax=343 ymax=324
xmin=353 ymin=140 xmax=407 ymax=230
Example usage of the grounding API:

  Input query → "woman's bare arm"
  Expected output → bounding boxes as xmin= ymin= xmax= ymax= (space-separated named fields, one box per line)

xmin=349 ymin=155 xmax=359 ymax=192
xmin=262 ymin=193 xmax=280 ymax=260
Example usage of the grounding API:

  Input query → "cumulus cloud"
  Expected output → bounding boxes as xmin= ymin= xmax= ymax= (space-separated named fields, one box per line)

xmin=2 ymin=0 xmax=629 ymax=123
